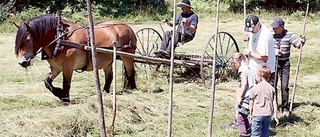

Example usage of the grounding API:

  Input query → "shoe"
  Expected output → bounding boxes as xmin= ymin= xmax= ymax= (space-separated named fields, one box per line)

xmin=221 ymin=119 xmax=238 ymax=129
xmin=154 ymin=50 xmax=163 ymax=57
xmin=283 ymin=109 xmax=290 ymax=117
xmin=228 ymin=119 xmax=238 ymax=129
xmin=154 ymin=50 xmax=161 ymax=54
xmin=246 ymin=128 xmax=251 ymax=134
xmin=159 ymin=50 xmax=169 ymax=56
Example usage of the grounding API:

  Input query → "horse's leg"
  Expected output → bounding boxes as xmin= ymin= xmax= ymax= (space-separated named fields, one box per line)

xmin=60 ymin=67 xmax=73 ymax=103
xmin=120 ymin=56 xmax=136 ymax=90
xmin=44 ymin=66 xmax=72 ymax=103
xmin=44 ymin=66 xmax=65 ymax=99
xmin=103 ymin=63 xmax=113 ymax=93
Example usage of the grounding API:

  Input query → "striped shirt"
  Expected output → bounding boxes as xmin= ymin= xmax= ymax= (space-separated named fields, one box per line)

xmin=272 ymin=29 xmax=299 ymax=60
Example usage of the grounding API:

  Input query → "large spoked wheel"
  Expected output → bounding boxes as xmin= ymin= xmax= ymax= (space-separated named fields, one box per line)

xmin=135 ymin=28 xmax=162 ymax=78
xmin=200 ymin=31 xmax=239 ymax=84
xmin=135 ymin=28 xmax=162 ymax=56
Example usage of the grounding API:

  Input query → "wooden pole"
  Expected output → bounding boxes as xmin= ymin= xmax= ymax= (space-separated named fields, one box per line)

xmin=109 ymin=41 xmax=118 ymax=135
xmin=290 ymin=3 xmax=309 ymax=112
xmin=168 ymin=0 xmax=177 ymax=136
xmin=207 ymin=0 xmax=219 ymax=136
xmin=243 ymin=0 xmax=246 ymax=20
xmin=85 ymin=0 xmax=106 ymax=136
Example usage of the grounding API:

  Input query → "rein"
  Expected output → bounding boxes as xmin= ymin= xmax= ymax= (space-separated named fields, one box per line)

xmin=44 ymin=24 xmax=125 ymax=49
xmin=45 ymin=26 xmax=87 ymax=48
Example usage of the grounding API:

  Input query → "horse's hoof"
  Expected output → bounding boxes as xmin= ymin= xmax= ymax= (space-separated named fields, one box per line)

xmin=60 ymin=97 xmax=70 ymax=105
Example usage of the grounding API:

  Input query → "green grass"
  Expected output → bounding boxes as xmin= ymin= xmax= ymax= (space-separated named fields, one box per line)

xmin=1 ymin=12 xmax=320 ymax=136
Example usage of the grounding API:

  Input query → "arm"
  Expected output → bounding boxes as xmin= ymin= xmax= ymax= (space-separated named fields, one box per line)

xmin=250 ymin=51 xmax=268 ymax=63
xmin=249 ymin=99 xmax=254 ymax=118
xmin=243 ymin=49 xmax=268 ymax=63
xmin=181 ymin=14 xmax=197 ymax=33
xmin=182 ymin=19 xmax=196 ymax=33
xmin=236 ymin=72 xmax=248 ymax=106
xmin=249 ymin=87 xmax=255 ymax=118
xmin=162 ymin=18 xmax=173 ymax=27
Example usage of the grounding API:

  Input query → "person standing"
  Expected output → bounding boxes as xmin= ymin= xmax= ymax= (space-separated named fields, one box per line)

xmin=269 ymin=17 xmax=306 ymax=116
xmin=154 ymin=0 xmax=198 ymax=57
xmin=242 ymin=15 xmax=276 ymax=82
xmin=249 ymin=65 xmax=279 ymax=137
xmin=231 ymin=52 xmax=256 ymax=137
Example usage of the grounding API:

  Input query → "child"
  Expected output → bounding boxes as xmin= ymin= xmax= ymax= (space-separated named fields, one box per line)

xmin=230 ymin=52 xmax=256 ymax=137
xmin=249 ymin=65 xmax=279 ymax=137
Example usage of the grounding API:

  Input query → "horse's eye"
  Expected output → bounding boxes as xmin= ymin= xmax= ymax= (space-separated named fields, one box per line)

xmin=26 ymin=38 xmax=32 ymax=43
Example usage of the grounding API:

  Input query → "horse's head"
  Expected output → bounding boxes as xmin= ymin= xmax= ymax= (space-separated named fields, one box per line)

xmin=15 ymin=22 xmax=38 ymax=67
xmin=15 ymin=15 xmax=58 ymax=67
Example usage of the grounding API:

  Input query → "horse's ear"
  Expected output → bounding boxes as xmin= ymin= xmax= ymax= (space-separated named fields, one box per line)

xmin=13 ymin=22 xmax=20 ymax=28
xmin=24 ymin=22 xmax=32 ymax=31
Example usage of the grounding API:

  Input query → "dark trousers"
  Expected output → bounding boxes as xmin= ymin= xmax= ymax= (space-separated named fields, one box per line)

xmin=269 ymin=59 xmax=290 ymax=111
xmin=237 ymin=112 xmax=250 ymax=135
xmin=160 ymin=31 xmax=193 ymax=53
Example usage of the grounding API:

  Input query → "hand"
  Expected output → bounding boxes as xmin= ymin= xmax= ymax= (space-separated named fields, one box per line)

xmin=236 ymin=100 xmax=241 ymax=107
xmin=275 ymin=117 xmax=280 ymax=126
xmin=162 ymin=18 xmax=169 ymax=23
xmin=182 ymin=18 xmax=187 ymax=24
xmin=300 ymin=35 xmax=306 ymax=45
xmin=243 ymin=48 xmax=251 ymax=56
xmin=243 ymin=33 xmax=249 ymax=42
xmin=275 ymin=49 xmax=282 ymax=56
xmin=248 ymin=114 xmax=252 ymax=121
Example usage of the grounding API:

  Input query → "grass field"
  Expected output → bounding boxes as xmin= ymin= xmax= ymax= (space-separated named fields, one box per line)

xmin=0 ymin=12 xmax=320 ymax=137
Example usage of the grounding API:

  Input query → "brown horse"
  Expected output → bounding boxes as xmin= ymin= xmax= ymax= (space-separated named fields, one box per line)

xmin=15 ymin=14 xmax=137 ymax=102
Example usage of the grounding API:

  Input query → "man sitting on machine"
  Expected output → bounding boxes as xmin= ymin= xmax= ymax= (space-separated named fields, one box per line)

xmin=154 ymin=0 xmax=198 ymax=58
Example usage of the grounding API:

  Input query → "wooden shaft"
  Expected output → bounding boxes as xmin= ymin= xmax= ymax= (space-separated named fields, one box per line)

xmin=167 ymin=0 xmax=177 ymax=136
xmin=290 ymin=3 xmax=309 ymax=112
xmin=208 ymin=0 xmax=220 ymax=136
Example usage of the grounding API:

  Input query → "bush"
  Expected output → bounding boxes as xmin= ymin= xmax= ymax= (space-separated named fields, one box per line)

xmin=0 ymin=2 xmax=14 ymax=23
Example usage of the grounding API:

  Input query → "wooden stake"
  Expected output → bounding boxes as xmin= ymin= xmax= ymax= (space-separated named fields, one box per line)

xmin=109 ymin=41 xmax=118 ymax=135
xmin=167 ymin=0 xmax=177 ymax=136
xmin=85 ymin=0 xmax=106 ymax=136
xmin=207 ymin=0 xmax=220 ymax=136
xmin=290 ymin=3 xmax=309 ymax=112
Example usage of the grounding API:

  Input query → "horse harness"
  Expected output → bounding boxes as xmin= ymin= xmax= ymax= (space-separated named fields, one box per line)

xmin=41 ymin=15 xmax=136 ymax=72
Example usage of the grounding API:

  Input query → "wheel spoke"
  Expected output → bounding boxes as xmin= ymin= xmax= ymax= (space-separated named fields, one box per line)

xmin=201 ymin=32 xmax=239 ymax=83
xmin=135 ymin=28 xmax=162 ymax=79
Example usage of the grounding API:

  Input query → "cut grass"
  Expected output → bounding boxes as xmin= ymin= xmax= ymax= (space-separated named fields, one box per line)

xmin=1 ymin=13 xmax=320 ymax=136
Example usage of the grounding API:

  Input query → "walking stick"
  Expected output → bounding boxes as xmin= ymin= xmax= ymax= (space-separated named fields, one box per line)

xmin=289 ymin=3 xmax=309 ymax=112
xmin=274 ymin=55 xmax=279 ymax=103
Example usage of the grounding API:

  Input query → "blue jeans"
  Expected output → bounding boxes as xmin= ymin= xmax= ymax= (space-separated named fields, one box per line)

xmin=251 ymin=116 xmax=271 ymax=137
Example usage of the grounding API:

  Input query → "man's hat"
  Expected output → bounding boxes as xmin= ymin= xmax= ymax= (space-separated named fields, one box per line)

xmin=271 ymin=17 xmax=285 ymax=28
xmin=244 ymin=15 xmax=259 ymax=32
xmin=177 ymin=0 xmax=192 ymax=8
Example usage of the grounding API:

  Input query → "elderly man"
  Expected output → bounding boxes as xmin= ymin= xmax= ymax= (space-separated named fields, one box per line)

xmin=243 ymin=15 xmax=276 ymax=80
xmin=269 ymin=17 xmax=306 ymax=116
xmin=154 ymin=0 xmax=198 ymax=57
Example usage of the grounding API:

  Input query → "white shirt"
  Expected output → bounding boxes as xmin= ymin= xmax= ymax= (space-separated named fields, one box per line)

xmin=248 ymin=23 xmax=276 ymax=73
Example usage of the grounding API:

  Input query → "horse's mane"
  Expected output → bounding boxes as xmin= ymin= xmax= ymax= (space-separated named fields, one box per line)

xmin=15 ymin=14 xmax=58 ymax=55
